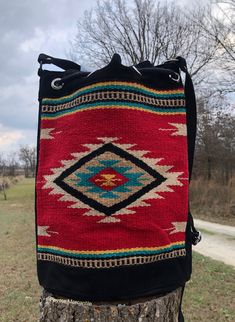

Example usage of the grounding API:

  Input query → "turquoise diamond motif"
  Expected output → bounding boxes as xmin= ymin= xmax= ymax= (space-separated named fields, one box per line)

xmin=54 ymin=142 xmax=166 ymax=216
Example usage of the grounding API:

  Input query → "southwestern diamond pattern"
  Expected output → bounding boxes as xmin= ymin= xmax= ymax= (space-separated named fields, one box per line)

xmin=54 ymin=143 xmax=166 ymax=216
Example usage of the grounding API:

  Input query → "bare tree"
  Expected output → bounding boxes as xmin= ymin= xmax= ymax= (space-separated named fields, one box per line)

xmin=0 ymin=154 xmax=8 ymax=200
xmin=72 ymin=0 xmax=230 ymax=86
xmin=19 ymin=145 xmax=36 ymax=178
xmin=195 ymin=95 xmax=235 ymax=183
xmin=189 ymin=0 xmax=235 ymax=93
xmin=6 ymin=152 xmax=19 ymax=177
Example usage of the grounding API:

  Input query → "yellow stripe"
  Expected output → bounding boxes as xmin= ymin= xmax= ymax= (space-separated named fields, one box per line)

xmin=38 ymin=241 xmax=185 ymax=255
xmin=43 ymin=81 xmax=184 ymax=102
xmin=41 ymin=105 xmax=186 ymax=120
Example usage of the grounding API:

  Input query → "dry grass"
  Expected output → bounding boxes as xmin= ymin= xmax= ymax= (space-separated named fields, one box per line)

xmin=0 ymin=178 xmax=235 ymax=321
xmin=190 ymin=177 xmax=235 ymax=226
xmin=0 ymin=178 xmax=40 ymax=322
xmin=184 ymin=253 xmax=235 ymax=322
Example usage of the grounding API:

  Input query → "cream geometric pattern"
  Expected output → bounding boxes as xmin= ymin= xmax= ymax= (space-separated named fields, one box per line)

xmin=40 ymin=128 xmax=62 ymax=140
xmin=40 ymin=128 xmax=55 ymax=140
xmin=42 ymin=137 xmax=186 ymax=223
xmin=164 ymin=222 xmax=187 ymax=235
xmin=37 ymin=226 xmax=58 ymax=237
xmin=159 ymin=123 xmax=187 ymax=136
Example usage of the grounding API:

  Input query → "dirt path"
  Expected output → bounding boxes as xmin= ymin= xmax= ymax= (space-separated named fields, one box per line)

xmin=193 ymin=219 xmax=235 ymax=268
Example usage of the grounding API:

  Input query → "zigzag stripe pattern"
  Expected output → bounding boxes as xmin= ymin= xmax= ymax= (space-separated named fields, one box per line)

xmin=42 ymin=81 xmax=185 ymax=105
xmin=42 ymin=91 xmax=185 ymax=113
xmin=42 ymin=104 xmax=186 ymax=119
xmin=37 ymin=249 xmax=186 ymax=268
xmin=37 ymin=241 xmax=185 ymax=259
xmin=41 ymin=81 xmax=185 ymax=119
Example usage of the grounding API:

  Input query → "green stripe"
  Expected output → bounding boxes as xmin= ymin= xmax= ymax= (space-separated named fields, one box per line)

xmin=37 ymin=243 xmax=185 ymax=259
xmin=41 ymin=101 xmax=186 ymax=118
xmin=42 ymin=84 xmax=184 ymax=105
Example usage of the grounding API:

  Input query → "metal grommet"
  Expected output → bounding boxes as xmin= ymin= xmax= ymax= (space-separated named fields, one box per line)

xmin=51 ymin=78 xmax=64 ymax=90
xmin=169 ymin=73 xmax=180 ymax=82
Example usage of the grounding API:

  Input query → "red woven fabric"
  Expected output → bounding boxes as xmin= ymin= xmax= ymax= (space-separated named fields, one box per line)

xmin=36 ymin=97 xmax=188 ymax=262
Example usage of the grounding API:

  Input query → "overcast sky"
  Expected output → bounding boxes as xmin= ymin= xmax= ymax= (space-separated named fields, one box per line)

xmin=0 ymin=0 xmax=210 ymax=155
xmin=0 ymin=0 xmax=98 ymax=155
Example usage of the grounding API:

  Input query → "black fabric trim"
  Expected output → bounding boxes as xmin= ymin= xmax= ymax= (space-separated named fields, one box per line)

xmin=38 ymin=254 xmax=191 ymax=301
xmin=38 ymin=67 xmax=184 ymax=100
xmin=35 ymin=80 xmax=43 ymax=271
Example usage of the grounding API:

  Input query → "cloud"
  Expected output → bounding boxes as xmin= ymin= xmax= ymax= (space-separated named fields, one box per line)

xmin=0 ymin=0 xmax=212 ymax=154
xmin=0 ymin=124 xmax=24 ymax=152
xmin=0 ymin=123 xmax=38 ymax=155
xmin=19 ymin=28 xmax=46 ymax=53
xmin=0 ymin=0 xmax=97 ymax=153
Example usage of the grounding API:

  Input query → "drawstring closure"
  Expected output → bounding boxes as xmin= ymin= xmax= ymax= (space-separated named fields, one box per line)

xmin=49 ymin=67 xmax=181 ymax=90
xmin=38 ymin=53 xmax=182 ymax=90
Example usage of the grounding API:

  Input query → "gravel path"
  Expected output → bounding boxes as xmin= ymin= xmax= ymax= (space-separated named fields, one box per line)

xmin=193 ymin=219 xmax=235 ymax=268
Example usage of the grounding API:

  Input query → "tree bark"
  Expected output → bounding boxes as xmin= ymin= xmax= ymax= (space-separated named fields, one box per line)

xmin=39 ymin=287 xmax=182 ymax=322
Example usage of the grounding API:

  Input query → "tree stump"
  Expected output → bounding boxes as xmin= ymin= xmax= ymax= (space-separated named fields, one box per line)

xmin=39 ymin=287 xmax=182 ymax=322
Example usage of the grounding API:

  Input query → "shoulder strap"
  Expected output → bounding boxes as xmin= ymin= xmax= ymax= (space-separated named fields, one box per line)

xmin=162 ymin=57 xmax=197 ymax=182
xmin=175 ymin=58 xmax=202 ymax=244
xmin=175 ymin=57 xmax=197 ymax=182
xmin=178 ymin=58 xmax=197 ymax=183
xmin=38 ymin=53 xmax=81 ymax=74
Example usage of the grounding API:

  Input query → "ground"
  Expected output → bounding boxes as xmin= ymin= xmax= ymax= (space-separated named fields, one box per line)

xmin=0 ymin=178 xmax=234 ymax=322
xmin=193 ymin=219 xmax=235 ymax=267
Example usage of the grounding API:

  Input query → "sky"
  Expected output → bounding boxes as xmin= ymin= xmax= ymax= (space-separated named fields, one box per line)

xmin=0 ymin=0 xmax=214 ymax=156
xmin=0 ymin=0 xmax=97 ymax=155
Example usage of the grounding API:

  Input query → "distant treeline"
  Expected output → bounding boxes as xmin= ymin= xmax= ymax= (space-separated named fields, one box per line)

xmin=192 ymin=97 xmax=235 ymax=184
xmin=0 ymin=102 xmax=234 ymax=185
xmin=0 ymin=146 xmax=36 ymax=178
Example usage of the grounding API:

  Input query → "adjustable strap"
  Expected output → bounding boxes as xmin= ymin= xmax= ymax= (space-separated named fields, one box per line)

xmin=172 ymin=57 xmax=201 ymax=246
xmin=163 ymin=57 xmax=197 ymax=182
xmin=38 ymin=53 xmax=81 ymax=75
xmin=176 ymin=57 xmax=197 ymax=183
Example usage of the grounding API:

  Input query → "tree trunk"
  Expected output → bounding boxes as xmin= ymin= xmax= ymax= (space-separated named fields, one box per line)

xmin=39 ymin=287 xmax=182 ymax=322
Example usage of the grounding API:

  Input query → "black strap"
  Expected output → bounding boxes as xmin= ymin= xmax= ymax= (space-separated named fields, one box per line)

xmin=176 ymin=57 xmax=197 ymax=183
xmin=38 ymin=53 xmax=81 ymax=74
xmin=178 ymin=285 xmax=185 ymax=322
xmin=162 ymin=57 xmax=197 ymax=183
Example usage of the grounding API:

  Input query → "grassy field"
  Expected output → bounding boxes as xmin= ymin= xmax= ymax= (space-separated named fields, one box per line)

xmin=190 ymin=178 xmax=235 ymax=226
xmin=0 ymin=178 xmax=40 ymax=322
xmin=0 ymin=178 xmax=234 ymax=322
